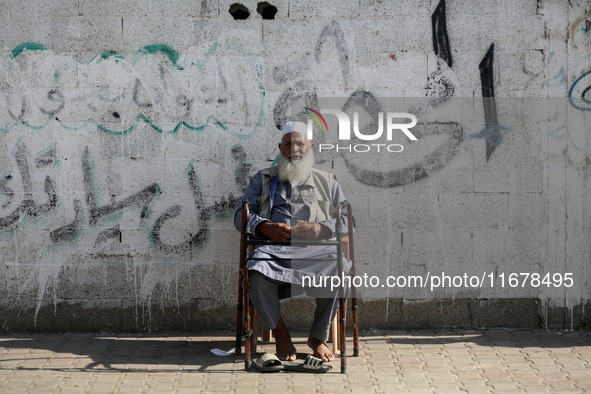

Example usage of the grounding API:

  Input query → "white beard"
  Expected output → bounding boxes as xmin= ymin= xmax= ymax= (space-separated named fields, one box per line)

xmin=277 ymin=150 xmax=315 ymax=186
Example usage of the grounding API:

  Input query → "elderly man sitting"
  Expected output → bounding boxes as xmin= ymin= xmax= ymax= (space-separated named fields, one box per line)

xmin=234 ymin=122 xmax=354 ymax=363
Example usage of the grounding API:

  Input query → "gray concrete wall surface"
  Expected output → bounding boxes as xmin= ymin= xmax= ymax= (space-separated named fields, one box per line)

xmin=1 ymin=0 xmax=590 ymax=331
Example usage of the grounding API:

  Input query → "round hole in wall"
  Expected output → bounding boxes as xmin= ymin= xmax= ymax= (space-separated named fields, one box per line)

xmin=257 ymin=2 xmax=277 ymax=19
xmin=229 ymin=3 xmax=250 ymax=19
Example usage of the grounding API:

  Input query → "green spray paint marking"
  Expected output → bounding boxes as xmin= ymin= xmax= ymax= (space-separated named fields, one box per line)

xmin=136 ymin=44 xmax=183 ymax=70
xmin=1 ymin=42 xmax=266 ymax=140
xmin=11 ymin=42 xmax=48 ymax=58
xmin=100 ymin=51 xmax=124 ymax=60
xmin=271 ymin=154 xmax=279 ymax=166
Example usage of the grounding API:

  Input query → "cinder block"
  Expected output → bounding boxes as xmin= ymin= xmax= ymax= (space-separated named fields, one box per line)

xmin=433 ymin=159 xmax=474 ymax=194
xmin=355 ymin=230 xmax=400 ymax=275
xmin=395 ymin=53 xmax=433 ymax=92
xmin=0 ymin=89 xmax=45 ymax=127
xmin=52 ymin=17 xmax=124 ymax=54
xmin=471 ymin=298 xmax=541 ymax=328
xmin=189 ymin=297 xmax=235 ymax=330
xmin=355 ymin=261 xmax=402 ymax=300
xmin=0 ymin=303 xmax=56 ymax=331
xmin=446 ymin=15 xmax=476 ymax=52
xmin=441 ymin=298 xmax=471 ymax=327
xmin=438 ymin=193 xmax=509 ymax=230
xmin=122 ymin=17 xmax=198 ymax=53
xmin=499 ymin=15 xmax=545 ymax=50
xmin=9 ymin=51 xmax=73 ymax=91
xmin=340 ymin=18 xmax=407 ymax=55
xmin=403 ymin=299 xmax=444 ymax=329
xmin=51 ymin=263 xmax=78 ymax=300
xmin=472 ymin=229 xmax=541 ymax=271
xmin=469 ymin=16 xmax=503 ymax=53
xmin=262 ymin=19 xmax=332 ymax=56
xmin=474 ymin=153 xmax=543 ymax=194
xmin=184 ymin=263 xmax=230 ymax=300
xmin=366 ymin=192 xmax=398 ymax=228
xmin=76 ymin=263 xmax=109 ymax=300
xmin=119 ymin=126 xmax=167 ymax=161
xmin=52 ymin=301 xmax=124 ymax=331
xmin=382 ymin=193 xmax=438 ymax=230
xmin=582 ymin=300 xmax=591 ymax=329
xmin=499 ymin=50 xmax=546 ymax=88
xmin=355 ymin=53 xmax=400 ymax=91
xmin=510 ymin=194 xmax=545 ymax=231
xmin=198 ymin=229 xmax=240 ymax=266
xmin=385 ymin=298 xmax=404 ymax=329
xmin=13 ymin=227 xmax=52 ymax=262
xmin=403 ymin=16 xmax=435 ymax=53
xmin=101 ymin=260 xmax=137 ymax=300
xmin=361 ymin=0 xmax=431 ymax=18
xmin=402 ymin=231 xmax=440 ymax=269
xmin=0 ymin=261 xmax=8 ymax=305
xmin=10 ymin=0 xmax=79 ymax=17
xmin=151 ymin=0 xmax=218 ymax=18
xmin=450 ymin=50 xmax=488 ymax=96
xmin=280 ymin=297 xmax=316 ymax=330
xmin=445 ymin=0 xmax=503 ymax=16
xmin=289 ymin=0 xmax=360 ymax=19
xmin=202 ymin=19 xmax=265 ymax=55
xmin=80 ymin=0 xmax=149 ymax=17
xmin=437 ymin=230 xmax=473 ymax=268
xmin=128 ymin=302 xmax=192 ymax=331
xmin=120 ymin=229 xmax=152 ymax=257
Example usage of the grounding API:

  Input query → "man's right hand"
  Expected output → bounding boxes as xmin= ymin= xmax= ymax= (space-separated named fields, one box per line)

xmin=258 ymin=222 xmax=291 ymax=240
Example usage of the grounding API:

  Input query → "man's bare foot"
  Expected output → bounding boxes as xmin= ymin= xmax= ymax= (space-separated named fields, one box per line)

xmin=307 ymin=335 xmax=335 ymax=362
xmin=273 ymin=319 xmax=297 ymax=361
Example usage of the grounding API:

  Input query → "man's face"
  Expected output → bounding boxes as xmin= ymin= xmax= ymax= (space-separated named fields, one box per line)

xmin=279 ymin=132 xmax=313 ymax=161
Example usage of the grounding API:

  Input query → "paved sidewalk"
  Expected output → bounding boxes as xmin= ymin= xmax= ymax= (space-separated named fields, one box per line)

xmin=0 ymin=330 xmax=590 ymax=393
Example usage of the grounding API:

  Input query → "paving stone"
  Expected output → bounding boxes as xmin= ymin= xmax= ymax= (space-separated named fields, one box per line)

xmin=0 ymin=330 xmax=589 ymax=393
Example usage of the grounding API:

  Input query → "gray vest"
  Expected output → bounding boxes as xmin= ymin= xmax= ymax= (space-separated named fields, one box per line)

xmin=256 ymin=166 xmax=336 ymax=222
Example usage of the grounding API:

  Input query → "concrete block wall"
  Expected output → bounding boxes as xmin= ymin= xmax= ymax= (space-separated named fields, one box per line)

xmin=0 ymin=0 xmax=590 ymax=331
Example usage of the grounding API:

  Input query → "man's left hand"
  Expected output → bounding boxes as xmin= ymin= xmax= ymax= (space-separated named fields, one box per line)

xmin=291 ymin=222 xmax=331 ymax=240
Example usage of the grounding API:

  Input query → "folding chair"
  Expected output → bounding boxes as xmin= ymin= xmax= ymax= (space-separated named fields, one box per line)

xmin=235 ymin=200 xmax=359 ymax=374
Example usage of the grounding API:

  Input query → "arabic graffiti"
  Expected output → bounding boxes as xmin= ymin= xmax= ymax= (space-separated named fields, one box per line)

xmin=0 ymin=42 xmax=265 ymax=139
xmin=432 ymin=0 xmax=452 ymax=68
xmin=0 ymin=143 xmax=58 ymax=229
xmin=0 ymin=141 xmax=243 ymax=255
xmin=478 ymin=43 xmax=501 ymax=162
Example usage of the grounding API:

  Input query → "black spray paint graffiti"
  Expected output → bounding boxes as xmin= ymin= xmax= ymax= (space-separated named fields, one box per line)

xmin=231 ymin=144 xmax=254 ymax=193
xmin=0 ymin=142 xmax=245 ymax=254
xmin=426 ymin=0 xmax=455 ymax=106
xmin=94 ymin=224 xmax=121 ymax=247
xmin=432 ymin=0 xmax=452 ymax=68
xmin=315 ymin=22 xmax=350 ymax=85
xmin=340 ymin=91 xmax=464 ymax=188
xmin=82 ymin=147 xmax=160 ymax=225
xmin=50 ymin=199 xmax=82 ymax=243
xmin=271 ymin=18 xmax=466 ymax=188
xmin=0 ymin=176 xmax=14 ymax=209
xmin=0 ymin=143 xmax=58 ymax=229
xmin=426 ymin=58 xmax=455 ymax=106
xmin=478 ymin=43 xmax=502 ymax=162
xmin=272 ymin=21 xmax=349 ymax=130
xmin=151 ymin=163 xmax=241 ymax=255
xmin=0 ymin=144 xmax=161 ymax=244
